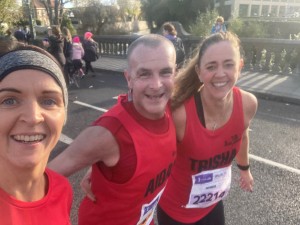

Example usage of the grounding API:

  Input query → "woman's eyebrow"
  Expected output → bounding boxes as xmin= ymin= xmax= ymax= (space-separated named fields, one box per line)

xmin=0 ymin=88 xmax=21 ymax=93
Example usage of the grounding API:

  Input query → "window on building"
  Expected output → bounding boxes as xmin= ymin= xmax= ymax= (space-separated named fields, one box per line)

xmin=251 ymin=5 xmax=260 ymax=16
xmin=239 ymin=4 xmax=249 ymax=17
xmin=279 ymin=6 xmax=285 ymax=16
xmin=261 ymin=5 xmax=269 ymax=16
xmin=270 ymin=5 xmax=278 ymax=16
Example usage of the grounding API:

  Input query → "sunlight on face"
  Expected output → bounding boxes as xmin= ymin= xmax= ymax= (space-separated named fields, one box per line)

xmin=0 ymin=69 xmax=65 ymax=170
xmin=125 ymin=44 xmax=176 ymax=119
xmin=197 ymin=41 xmax=242 ymax=99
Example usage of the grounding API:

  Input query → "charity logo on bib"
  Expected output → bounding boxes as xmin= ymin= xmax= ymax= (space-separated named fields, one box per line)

xmin=185 ymin=165 xmax=231 ymax=208
xmin=137 ymin=188 xmax=165 ymax=225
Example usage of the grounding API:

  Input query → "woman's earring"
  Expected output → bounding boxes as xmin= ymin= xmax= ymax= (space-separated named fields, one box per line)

xmin=128 ymin=88 xmax=133 ymax=102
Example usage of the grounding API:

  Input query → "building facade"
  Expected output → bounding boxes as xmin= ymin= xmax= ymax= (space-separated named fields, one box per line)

xmin=214 ymin=0 xmax=300 ymax=18
xmin=23 ymin=0 xmax=56 ymax=26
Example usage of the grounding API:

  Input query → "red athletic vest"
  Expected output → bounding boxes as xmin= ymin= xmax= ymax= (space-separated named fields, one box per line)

xmin=79 ymin=95 xmax=177 ymax=225
xmin=0 ymin=169 xmax=72 ymax=225
xmin=159 ymin=87 xmax=244 ymax=223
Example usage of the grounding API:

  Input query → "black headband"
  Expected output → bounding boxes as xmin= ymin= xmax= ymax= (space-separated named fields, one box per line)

xmin=0 ymin=49 xmax=68 ymax=109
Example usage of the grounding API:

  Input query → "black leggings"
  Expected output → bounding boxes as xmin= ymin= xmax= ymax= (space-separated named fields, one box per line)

xmin=84 ymin=60 xmax=94 ymax=73
xmin=156 ymin=201 xmax=225 ymax=225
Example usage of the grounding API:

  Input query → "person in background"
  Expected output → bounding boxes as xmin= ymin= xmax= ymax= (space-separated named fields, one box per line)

xmin=24 ymin=26 xmax=31 ymax=44
xmin=48 ymin=26 xmax=66 ymax=71
xmin=71 ymin=36 xmax=85 ymax=78
xmin=4 ymin=29 xmax=17 ymax=41
xmin=42 ymin=27 xmax=53 ymax=51
xmin=211 ymin=16 xmax=227 ymax=34
xmin=13 ymin=27 xmax=26 ymax=44
xmin=1 ymin=29 xmax=18 ymax=51
xmin=163 ymin=22 xmax=186 ymax=69
xmin=42 ymin=37 xmax=49 ymax=50
xmin=82 ymin=31 xmax=99 ymax=76
xmin=0 ymin=43 xmax=72 ymax=225
xmin=62 ymin=27 xmax=73 ymax=85
xmin=48 ymin=34 xmax=177 ymax=225
xmin=157 ymin=31 xmax=257 ymax=225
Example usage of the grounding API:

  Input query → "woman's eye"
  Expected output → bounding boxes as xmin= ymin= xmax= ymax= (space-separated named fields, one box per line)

xmin=1 ymin=98 xmax=17 ymax=106
xmin=42 ymin=99 xmax=56 ymax=106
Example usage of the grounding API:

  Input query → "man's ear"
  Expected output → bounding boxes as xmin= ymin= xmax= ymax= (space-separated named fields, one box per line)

xmin=124 ymin=70 xmax=132 ymax=88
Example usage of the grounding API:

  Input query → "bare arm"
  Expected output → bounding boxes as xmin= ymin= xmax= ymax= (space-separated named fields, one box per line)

xmin=235 ymin=128 xmax=250 ymax=166
xmin=172 ymin=104 xmax=187 ymax=142
xmin=235 ymin=90 xmax=258 ymax=192
xmin=235 ymin=90 xmax=258 ymax=165
xmin=48 ymin=126 xmax=120 ymax=177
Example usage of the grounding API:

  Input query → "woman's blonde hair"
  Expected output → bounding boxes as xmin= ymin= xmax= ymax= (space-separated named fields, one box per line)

xmin=51 ymin=25 xmax=62 ymax=37
xmin=216 ymin=16 xmax=224 ymax=23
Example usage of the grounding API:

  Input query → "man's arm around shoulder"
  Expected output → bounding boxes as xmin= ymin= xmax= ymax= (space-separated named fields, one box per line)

xmin=48 ymin=126 xmax=120 ymax=177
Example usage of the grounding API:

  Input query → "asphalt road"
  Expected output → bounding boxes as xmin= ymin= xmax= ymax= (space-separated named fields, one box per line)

xmin=49 ymin=71 xmax=300 ymax=225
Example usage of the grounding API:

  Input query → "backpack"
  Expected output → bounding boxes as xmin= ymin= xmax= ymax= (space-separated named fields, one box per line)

xmin=83 ymin=40 xmax=99 ymax=62
xmin=171 ymin=37 xmax=185 ymax=67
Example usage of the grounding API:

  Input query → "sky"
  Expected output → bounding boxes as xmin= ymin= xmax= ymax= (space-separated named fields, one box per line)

xmin=16 ymin=0 xmax=118 ymax=9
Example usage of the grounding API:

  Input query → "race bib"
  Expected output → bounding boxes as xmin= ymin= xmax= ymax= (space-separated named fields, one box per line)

xmin=185 ymin=166 xmax=231 ymax=208
xmin=137 ymin=188 xmax=164 ymax=225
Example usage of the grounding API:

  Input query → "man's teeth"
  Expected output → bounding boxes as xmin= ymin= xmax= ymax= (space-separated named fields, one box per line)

xmin=14 ymin=135 xmax=44 ymax=142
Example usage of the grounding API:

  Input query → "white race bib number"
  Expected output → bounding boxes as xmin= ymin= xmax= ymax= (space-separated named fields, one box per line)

xmin=185 ymin=166 xmax=231 ymax=208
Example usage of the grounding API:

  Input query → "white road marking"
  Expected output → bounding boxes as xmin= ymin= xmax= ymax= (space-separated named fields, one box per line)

xmin=249 ymin=154 xmax=300 ymax=175
xmin=258 ymin=111 xmax=300 ymax=123
xmin=58 ymin=100 xmax=300 ymax=175
xmin=73 ymin=100 xmax=108 ymax=112
xmin=59 ymin=133 xmax=73 ymax=144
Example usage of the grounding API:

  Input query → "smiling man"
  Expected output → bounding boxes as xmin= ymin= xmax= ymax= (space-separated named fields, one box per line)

xmin=48 ymin=34 xmax=177 ymax=225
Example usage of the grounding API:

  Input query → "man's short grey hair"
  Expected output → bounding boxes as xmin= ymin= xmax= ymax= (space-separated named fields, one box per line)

xmin=127 ymin=34 xmax=175 ymax=62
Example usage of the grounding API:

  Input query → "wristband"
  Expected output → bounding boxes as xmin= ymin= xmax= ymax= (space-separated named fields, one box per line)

xmin=237 ymin=163 xmax=250 ymax=171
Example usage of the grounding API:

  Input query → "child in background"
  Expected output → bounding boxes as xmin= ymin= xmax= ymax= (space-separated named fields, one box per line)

xmin=71 ymin=36 xmax=85 ymax=78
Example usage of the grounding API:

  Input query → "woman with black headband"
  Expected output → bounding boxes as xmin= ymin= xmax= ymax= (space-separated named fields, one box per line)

xmin=0 ymin=44 xmax=72 ymax=225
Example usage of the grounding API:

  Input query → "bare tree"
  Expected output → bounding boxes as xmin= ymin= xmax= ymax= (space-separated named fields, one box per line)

xmin=117 ymin=0 xmax=141 ymax=22
xmin=41 ymin=0 xmax=73 ymax=25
